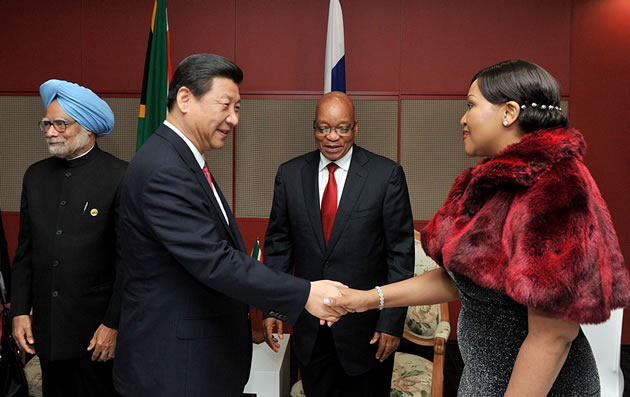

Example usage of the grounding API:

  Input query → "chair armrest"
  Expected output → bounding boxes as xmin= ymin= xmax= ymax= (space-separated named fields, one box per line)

xmin=434 ymin=321 xmax=451 ymax=342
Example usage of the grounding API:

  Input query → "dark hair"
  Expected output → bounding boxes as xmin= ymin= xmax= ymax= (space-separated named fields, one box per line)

xmin=472 ymin=60 xmax=568 ymax=134
xmin=167 ymin=54 xmax=243 ymax=110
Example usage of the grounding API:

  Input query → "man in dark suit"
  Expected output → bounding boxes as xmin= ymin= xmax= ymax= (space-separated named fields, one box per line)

xmin=263 ymin=92 xmax=415 ymax=396
xmin=113 ymin=54 xmax=345 ymax=397
xmin=11 ymin=80 xmax=126 ymax=397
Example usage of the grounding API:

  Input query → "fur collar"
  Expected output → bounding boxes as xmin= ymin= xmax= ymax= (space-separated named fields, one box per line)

xmin=472 ymin=127 xmax=585 ymax=187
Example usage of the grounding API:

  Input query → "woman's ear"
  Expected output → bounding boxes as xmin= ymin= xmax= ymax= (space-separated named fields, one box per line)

xmin=502 ymin=101 xmax=521 ymax=127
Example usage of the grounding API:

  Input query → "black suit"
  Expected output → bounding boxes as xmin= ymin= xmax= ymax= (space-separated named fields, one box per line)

xmin=113 ymin=125 xmax=310 ymax=397
xmin=11 ymin=144 xmax=126 ymax=360
xmin=10 ymin=144 xmax=126 ymax=397
xmin=264 ymin=145 xmax=414 ymax=394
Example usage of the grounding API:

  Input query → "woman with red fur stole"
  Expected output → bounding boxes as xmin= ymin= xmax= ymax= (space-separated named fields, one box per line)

xmin=329 ymin=60 xmax=630 ymax=396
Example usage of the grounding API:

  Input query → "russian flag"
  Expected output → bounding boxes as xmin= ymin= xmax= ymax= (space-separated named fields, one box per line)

xmin=324 ymin=0 xmax=346 ymax=93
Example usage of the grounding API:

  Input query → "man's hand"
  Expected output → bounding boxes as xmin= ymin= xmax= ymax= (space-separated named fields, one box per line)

xmin=87 ymin=324 xmax=117 ymax=361
xmin=12 ymin=314 xmax=36 ymax=354
xmin=327 ymin=287 xmax=376 ymax=313
xmin=370 ymin=331 xmax=400 ymax=362
xmin=262 ymin=318 xmax=284 ymax=352
xmin=305 ymin=280 xmax=348 ymax=325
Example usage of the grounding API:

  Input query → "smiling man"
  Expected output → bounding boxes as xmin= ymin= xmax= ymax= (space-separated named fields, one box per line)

xmin=11 ymin=79 xmax=127 ymax=397
xmin=113 ymin=54 xmax=346 ymax=397
xmin=262 ymin=92 xmax=415 ymax=396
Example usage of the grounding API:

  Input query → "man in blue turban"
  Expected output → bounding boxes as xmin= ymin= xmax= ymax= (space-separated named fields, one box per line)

xmin=11 ymin=79 xmax=127 ymax=397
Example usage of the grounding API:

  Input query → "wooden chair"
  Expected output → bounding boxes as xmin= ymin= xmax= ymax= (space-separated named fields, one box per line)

xmin=390 ymin=230 xmax=450 ymax=397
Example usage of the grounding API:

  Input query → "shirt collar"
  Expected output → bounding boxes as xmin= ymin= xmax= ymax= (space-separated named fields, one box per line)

xmin=63 ymin=142 xmax=99 ymax=168
xmin=164 ymin=120 xmax=205 ymax=169
xmin=68 ymin=142 xmax=95 ymax=160
xmin=319 ymin=146 xmax=353 ymax=172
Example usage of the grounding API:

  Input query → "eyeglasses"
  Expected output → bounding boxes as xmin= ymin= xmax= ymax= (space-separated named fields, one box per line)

xmin=313 ymin=121 xmax=356 ymax=136
xmin=38 ymin=119 xmax=76 ymax=133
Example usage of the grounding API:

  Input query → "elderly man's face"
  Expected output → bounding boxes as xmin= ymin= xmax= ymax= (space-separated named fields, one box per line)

xmin=313 ymin=95 xmax=357 ymax=161
xmin=42 ymin=100 xmax=93 ymax=159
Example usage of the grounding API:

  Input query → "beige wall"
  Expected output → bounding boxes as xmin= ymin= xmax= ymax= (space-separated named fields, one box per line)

xmin=0 ymin=96 xmax=567 ymax=220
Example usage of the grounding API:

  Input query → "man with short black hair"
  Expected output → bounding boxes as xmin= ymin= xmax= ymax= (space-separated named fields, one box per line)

xmin=113 ymin=53 xmax=345 ymax=397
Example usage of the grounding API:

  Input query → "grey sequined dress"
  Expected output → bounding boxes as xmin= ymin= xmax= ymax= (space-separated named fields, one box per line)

xmin=453 ymin=273 xmax=601 ymax=396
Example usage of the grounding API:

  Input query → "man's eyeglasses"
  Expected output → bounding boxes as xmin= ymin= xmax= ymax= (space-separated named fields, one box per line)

xmin=38 ymin=119 xmax=76 ymax=133
xmin=313 ymin=121 xmax=356 ymax=136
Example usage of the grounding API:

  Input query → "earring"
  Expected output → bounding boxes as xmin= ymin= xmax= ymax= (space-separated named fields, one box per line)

xmin=503 ymin=120 xmax=509 ymax=127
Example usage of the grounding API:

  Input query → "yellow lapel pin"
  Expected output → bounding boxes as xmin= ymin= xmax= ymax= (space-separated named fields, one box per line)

xmin=90 ymin=208 xmax=99 ymax=217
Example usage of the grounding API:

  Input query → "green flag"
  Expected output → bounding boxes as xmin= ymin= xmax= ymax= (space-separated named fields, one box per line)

xmin=137 ymin=0 xmax=172 ymax=151
xmin=251 ymin=238 xmax=262 ymax=262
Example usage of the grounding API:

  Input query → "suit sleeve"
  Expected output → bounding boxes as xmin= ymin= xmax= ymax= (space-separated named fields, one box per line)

xmin=141 ymin=165 xmax=310 ymax=325
xmin=0 ymin=210 xmax=11 ymax=303
xmin=263 ymin=165 xmax=295 ymax=273
xmin=375 ymin=164 xmax=415 ymax=336
xmin=102 ymin=177 xmax=124 ymax=329
xmin=262 ymin=165 xmax=296 ymax=319
xmin=10 ymin=178 xmax=34 ymax=317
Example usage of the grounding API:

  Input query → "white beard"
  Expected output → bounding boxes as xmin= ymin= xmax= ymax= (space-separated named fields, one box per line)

xmin=47 ymin=129 xmax=91 ymax=159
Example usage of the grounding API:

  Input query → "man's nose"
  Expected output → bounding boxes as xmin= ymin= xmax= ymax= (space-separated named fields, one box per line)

xmin=226 ymin=108 xmax=239 ymax=127
xmin=44 ymin=124 xmax=59 ymax=138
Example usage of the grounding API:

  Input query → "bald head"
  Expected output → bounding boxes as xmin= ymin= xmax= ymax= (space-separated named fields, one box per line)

xmin=313 ymin=91 xmax=358 ymax=161
xmin=315 ymin=91 xmax=355 ymax=122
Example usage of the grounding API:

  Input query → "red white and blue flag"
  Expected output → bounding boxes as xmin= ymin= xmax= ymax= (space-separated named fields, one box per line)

xmin=324 ymin=0 xmax=346 ymax=93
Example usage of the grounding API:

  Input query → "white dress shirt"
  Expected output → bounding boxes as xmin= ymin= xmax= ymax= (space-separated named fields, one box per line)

xmin=318 ymin=146 xmax=353 ymax=208
xmin=164 ymin=120 xmax=229 ymax=224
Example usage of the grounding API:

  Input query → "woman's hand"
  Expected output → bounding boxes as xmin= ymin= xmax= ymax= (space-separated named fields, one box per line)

xmin=326 ymin=287 xmax=378 ymax=313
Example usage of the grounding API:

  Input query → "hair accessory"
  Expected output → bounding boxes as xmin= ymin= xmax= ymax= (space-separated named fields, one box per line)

xmin=503 ymin=120 xmax=509 ymax=127
xmin=519 ymin=103 xmax=562 ymax=112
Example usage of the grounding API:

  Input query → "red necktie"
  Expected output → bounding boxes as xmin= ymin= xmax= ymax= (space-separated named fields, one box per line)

xmin=321 ymin=163 xmax=339 ymax=245
xmin=202 ymin=163 xmax=215 ymax=192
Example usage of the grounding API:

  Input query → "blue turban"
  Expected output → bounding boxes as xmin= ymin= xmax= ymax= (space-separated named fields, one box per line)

xmin=40 ymin=79 xmax=114 ymax=136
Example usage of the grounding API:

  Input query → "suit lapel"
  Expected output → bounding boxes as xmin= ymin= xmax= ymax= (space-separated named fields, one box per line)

xmin=211 ymin=176 xmax=247 ymax=253
xmin=324 ymin=146 xmax=368 ymax=257
xmin=156 ymin=126 xmax=241 ymax=250
xmin=302 ymin=151 xmax=327 ymax=254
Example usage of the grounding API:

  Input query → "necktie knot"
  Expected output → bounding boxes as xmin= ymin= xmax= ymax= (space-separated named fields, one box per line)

xmin=327 ymin=163 xmax=339 ymax=174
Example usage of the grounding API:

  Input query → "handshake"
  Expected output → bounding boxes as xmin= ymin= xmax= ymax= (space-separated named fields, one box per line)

xmin=306 ymin=280 xmax=375 ymax=324
xmin=263 ymin=280 xmax=375 ymax=352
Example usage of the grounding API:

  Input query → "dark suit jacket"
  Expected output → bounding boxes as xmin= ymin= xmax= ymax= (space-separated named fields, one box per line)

xmin=264 ymin=145 xmax=415 ymax=375
xmin=113 ymin=125 xmax=310 ymax=397
xmin=0 ymin=210 xmax=10 ymax=304
xmin=10 ymin=144 xmax=127 ymax=360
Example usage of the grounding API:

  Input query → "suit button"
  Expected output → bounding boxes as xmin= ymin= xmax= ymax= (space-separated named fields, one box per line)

xmin=60 ymin=200 xmax=67 ymax=206
xmin=55 ymin=229 xmax=63 ymax=236
xmin=52 ymin=291 xmax=59 ymax=297
xmin=65 ymin=171 xmax=72 ymax=177
xmin=52 ymin=260 xmax=59 ymax=267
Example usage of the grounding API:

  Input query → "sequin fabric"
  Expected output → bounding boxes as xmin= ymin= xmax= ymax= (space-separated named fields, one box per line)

xmin=453 ymin=273 xmax=601 ymax=396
